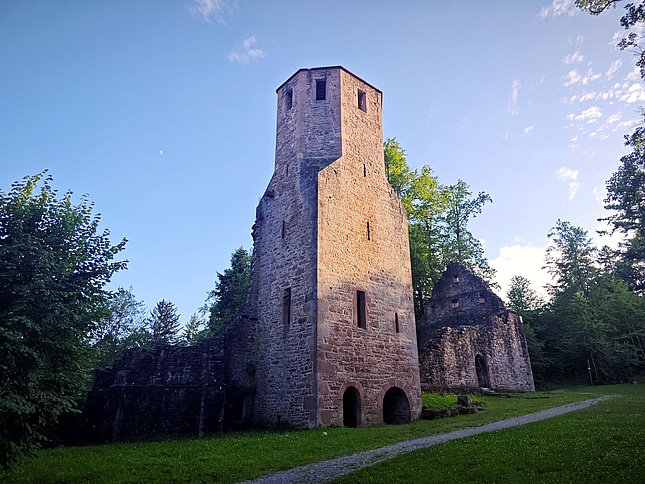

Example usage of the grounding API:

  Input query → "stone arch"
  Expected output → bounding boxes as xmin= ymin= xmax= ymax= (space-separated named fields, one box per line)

xmin=342 ymin=386 xmax=361 ymax=428
xmin=382 ymin=386 xmax=410 ymax=425
xmin=475 ymin=354 xmax=489 ymax=388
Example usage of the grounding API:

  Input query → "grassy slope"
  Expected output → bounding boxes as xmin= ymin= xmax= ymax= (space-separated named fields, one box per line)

xmin=4 ymin=391 xmax=589 ymax=483
xmin=335 ymin=384 xmax=645 ymax=483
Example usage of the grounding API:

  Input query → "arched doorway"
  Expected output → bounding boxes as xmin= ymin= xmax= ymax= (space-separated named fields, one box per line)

xmin=382 ymin=387 xmax=410 ymax=425
xmin=343 ymin=387 xmax=361 ymax=428
xmin=475 ymin=354 xmax=489 ymax=388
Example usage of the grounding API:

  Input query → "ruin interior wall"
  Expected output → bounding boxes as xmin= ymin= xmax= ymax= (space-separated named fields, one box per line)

xmin=418 ymin=263 xmax=535 ymax=392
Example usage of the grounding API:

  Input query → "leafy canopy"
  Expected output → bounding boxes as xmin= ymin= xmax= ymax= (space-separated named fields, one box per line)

xmin=0 ymin=172 xmax=126 ymax=468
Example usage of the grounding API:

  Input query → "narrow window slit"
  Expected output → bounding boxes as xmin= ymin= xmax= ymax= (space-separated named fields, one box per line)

xmin=357 ymin=291 xmax=366 ymax=329
xmin=285 ymin=89 xmax=293 ymax=110
xmin=316 ymin=79 xmax=326 ymax=100
xmin=282 ymin=288 xmax=291 ymax=325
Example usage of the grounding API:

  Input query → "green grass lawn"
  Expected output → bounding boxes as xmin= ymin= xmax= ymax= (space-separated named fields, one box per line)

xmin=335 ymin=384 xmax=645 ymax=483
xmin=2 ymin=388 xmax=623 ymax=483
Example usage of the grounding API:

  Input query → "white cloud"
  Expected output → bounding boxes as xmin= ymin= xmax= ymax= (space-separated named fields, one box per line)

xmin=524 ymin=126 xmax=535 ymax=135
xmin=190 ymin=0 xmax=231 ymax=24
xmin=617 ymin=82 xmax=645 ymax=103
xmin=579 ymin=91 xmax=598 ymax=102
xmin=490 ymin=244 xmax=552 ymax=302
xmin=555 ymin=167 xmax=580 ymax=200
xmin=563 ymin=51 xmax=584 ymax=64
xmin=537 ymin=0 xmax=578 ymax=19
xmin=228 ymin=36 xmax=266 ymax=64
xmin=606 ymin=59 xmax=623 ymax=79
xmin=508 ymin=80 xmax=520 ymax=117
xmin=563 ymin=69 xmax=581 ymax=87
xmin=562 ymin=67 xmax=601 ymax=88
xmin=605 ymin=112 xmax=623 ymax=124
xmin=567 ymin=106 xmax=602 ymax=123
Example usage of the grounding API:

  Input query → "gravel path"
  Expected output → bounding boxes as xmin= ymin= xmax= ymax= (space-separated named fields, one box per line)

xmin=245 ymin=395 xmax=612 ymax=484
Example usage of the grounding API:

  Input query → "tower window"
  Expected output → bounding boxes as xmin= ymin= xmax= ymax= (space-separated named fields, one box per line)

xmin=282 ymin=288 xmax=291 ymax=325
xmin=285 ymin=89 xmax=293 ymax=110
xmin=452 ymin=299 xmax=459 ymax=308
xmin=281 ymin=220 xmax=286 ymax=238
xmin=394 ymin=313 xmax=400 ymax=333
xmin=356 ymin=290 xmax=366 ymax=329
xmin=358 ymin=89 xmax=366 ymax=112
xmin=453 ymin=275 xmax=459 ymax=283
xmin=316 ymin=79 xmax=326 ymax=100
xmin=367 ymin=221 xmax=371 ymax=240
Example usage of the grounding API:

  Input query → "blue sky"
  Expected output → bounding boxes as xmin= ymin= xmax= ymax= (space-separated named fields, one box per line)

xmin=1 ymin=0 xmax=642 ymax=324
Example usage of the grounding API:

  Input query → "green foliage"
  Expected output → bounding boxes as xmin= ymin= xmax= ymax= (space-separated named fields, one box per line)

xmin=91 ymin=287 xmax=148 ymax=367
xmin=203 ymin=247 xmax=251 ymax=336
xmin=437 ymin=179 xmax=494 ymax=281
xmin=545 ymin=219 xmax=598 ymax=297
xmin=4 ymin=391 xmax=587 ymax=483
xmin=383 ymin=139 xmax=494 ymax=320
xmin=578 ymin=1 xmax=645 ymax=77
xmin=147 ymin=300 xmax=181 ymax=346
xmin=529 ymin=220 xmax=645 ymax=384
xmin=181 ymin=313 xmax=207 ymax=346
xmin=0 ymin=172 xmax=126 ymax=469
xmin=421 ymin=393 xmax=457 ymax=408
xmin=506 ymin=275 xmax=543 ymax=315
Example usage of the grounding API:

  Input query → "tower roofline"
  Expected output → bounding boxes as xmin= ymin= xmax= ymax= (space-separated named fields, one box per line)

xmin=276 ymin=66 xmax=383 ymax=95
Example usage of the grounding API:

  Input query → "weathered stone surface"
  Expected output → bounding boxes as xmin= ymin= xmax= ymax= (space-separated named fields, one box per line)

xmin=83 ymin=66 xmax=422 ymax=440
xmin=417 ymin=262 xmax=535 ymax=393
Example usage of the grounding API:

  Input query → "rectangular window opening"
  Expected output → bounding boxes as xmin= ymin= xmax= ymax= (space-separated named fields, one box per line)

xmin=282 ymin=288 xmax=291 ymax=325
xmin=285 ymin=89 xmax=293 ymax=110
xmin=452 ymin=299 xmax=459 ymax=308
xmin=357 ymin=290 xmax=367 ymax=329
xmin=367 ymin=221 xmax=371 ymax=241
xmin=395 ymin=312 xmax=400 ymax=333
xmin=316 ymin=79 xmax=326 ymax=100
xmin=358 ymin=89 xmax=366 ymax=112
xmin=281 ymin=220 xmax=286 ymax=238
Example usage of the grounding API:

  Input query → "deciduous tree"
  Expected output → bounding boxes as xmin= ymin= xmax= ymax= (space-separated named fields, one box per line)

xmin=0 ymin=172 xmax=126 ymax=468
xmin=91 ymin=287 xmax=147 ymax=367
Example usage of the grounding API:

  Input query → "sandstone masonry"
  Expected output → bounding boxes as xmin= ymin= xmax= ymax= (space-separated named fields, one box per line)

xmin=83 ymin=67 xmax=422 ymax=440
xmin=417 ymin=263 xmax=535 ymax=393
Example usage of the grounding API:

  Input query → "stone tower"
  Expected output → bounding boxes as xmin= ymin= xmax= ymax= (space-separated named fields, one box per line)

xmin=247 ymin=66 xmax=422 ymax=428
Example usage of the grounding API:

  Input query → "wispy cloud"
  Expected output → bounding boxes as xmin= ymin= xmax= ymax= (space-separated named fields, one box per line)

xmin=606 ymin=59 xmax=623 ymax=79
xmin=562 ymin=68 xmax=601 ymax=87
xmin=563 ymin=51 xmax=584 ymax=64
xmin=508 ymin=80 xmax=520 ymax=117
xmin=567 ymin=106 xmax=602 ymax=123
xmin=190 ymin=0 xmax=232 ymax=24
xmin=537 ymin=0 xmax=578 ymax=20
xmin=524 ymin=126 xmax=535 ymax=135
xmin=555 ymin=167 xmax=580 ymax=201
xmin=228 ymin=36 xmax=265 ymax=64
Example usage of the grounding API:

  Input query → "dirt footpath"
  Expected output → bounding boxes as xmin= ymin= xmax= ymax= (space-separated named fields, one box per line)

xmin=245 ymin=396 xmax=611 ymax=484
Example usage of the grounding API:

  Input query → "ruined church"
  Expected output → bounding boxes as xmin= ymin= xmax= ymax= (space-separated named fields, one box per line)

xmin=83 ymin=67 xmax=532 ymax=441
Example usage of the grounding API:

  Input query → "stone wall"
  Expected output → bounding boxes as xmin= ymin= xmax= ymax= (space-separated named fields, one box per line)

xmin=83 ymin=66 xmax=423 ymax=440
xmin=315 ymin=69 xmax=421 ymax=426
xmin=83 ymin=320 xmax=255 ymax=441
xmin=417 ymin=263 xmax=535 ymax=392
